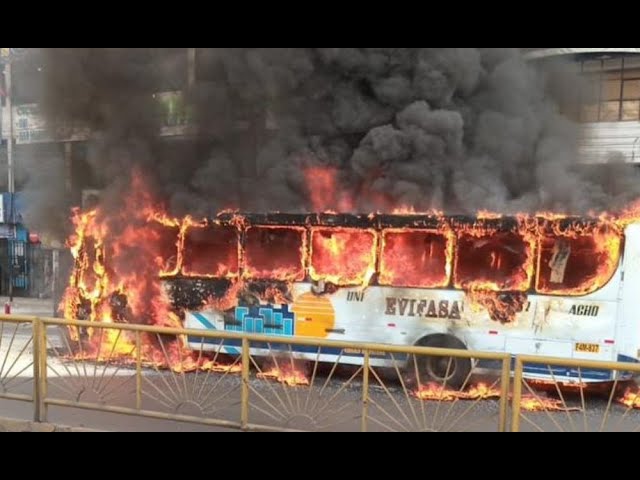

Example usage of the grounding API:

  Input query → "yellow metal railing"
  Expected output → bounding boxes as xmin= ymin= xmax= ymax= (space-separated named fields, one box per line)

xmin=0 ymin=316 xmax=36 ymax=409
xmin=1 ymin=313 xmax=639 ymax=431
xmin=0 ymin=314 xmax=512 ymax=431
xmin=511 ymin=355 xmax=640 ymax=432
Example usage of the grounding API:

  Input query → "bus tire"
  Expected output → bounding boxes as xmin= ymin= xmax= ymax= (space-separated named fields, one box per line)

xmin=407 ymin=334 xmax=472 ymax=390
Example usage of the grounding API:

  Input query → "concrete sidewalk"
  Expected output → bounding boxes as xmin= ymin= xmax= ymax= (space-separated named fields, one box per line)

xmin=0 ymin=297 xmax=57 ymax=317
xmin=0 ymin=417 xmax=101 ymax=432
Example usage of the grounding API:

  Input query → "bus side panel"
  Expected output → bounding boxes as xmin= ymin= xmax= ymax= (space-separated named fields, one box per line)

xmin=617 ymin=224 xmax=640 ymax=363
xmin=300 ymin=285 xmax=467 ymax=347
xmin=524 ymin=296 xmax=616 ymax=361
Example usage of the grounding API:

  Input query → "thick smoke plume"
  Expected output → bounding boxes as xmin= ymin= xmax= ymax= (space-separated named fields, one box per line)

xmin=27 ymin=48 xmax=640 ymax=238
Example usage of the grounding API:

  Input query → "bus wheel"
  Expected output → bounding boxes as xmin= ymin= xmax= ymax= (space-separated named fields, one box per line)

xmin=408 ymin=335 xmax=472 ymax=391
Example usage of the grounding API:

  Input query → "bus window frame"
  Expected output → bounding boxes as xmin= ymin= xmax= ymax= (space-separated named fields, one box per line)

xmin=242 ymin=225 xmax=308 ymax=282
xmin=378 ymin=227 xmax=454 ymax=289
xmin=533 ymin=228 xmax=624 ymax=297
xmin=181 ymin=221 xmax=241 ymax=278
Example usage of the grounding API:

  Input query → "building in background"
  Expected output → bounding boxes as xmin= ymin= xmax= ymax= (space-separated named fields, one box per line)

xmin=523 ymin=48 xmax=640 ymax=164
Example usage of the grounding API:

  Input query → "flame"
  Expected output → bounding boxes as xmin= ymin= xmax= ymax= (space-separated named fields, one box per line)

xmin=477 ymin=210 xmax=503 ymax=220
xmin=181 ymin=219 xmax=239 ymax=279
xmin=453 ymin=221 xmax=536 ymax=292
xmin=412 ymin=382 xmax=501 ymax=401
xmin=413 ymin=383 xmax=582 ymax=413
xmin=535 ymin=222 xmax=621 ymax=296
xmin=520 ymin=395 xmax=581 ymax=412
xmin=309 ymin=227 xmax=377 ymax=286
xmin=379 ymin=227 xmax=454 ymax=288
xmin=258 ymin=366 xmax=310 ymax=386
xmin=243 ymin=226 xmax=307 ymax=282
xmin=304 ymin=166 xmax=353 ymax=212
xmin=202 ymin=281 xmax=244 ymax=312
xmin=617 ymin=388 xmax=640 ymax=409
xmin=61 ymin=171 xmax=240 ymax=371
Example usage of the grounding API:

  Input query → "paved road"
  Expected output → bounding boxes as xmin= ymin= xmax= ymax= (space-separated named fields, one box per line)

xmin=1 ymin=297 xmax=640 ymax=432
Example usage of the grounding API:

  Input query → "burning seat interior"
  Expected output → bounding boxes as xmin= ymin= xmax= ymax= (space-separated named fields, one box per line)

xmin=379 ymin=229 xmax=451 ymax=288
xmin=309 ymin=227 xmax=377 ymax=286
xmin=244 ymin=226 xmax=306 ymax=281
xmin=181 ymin=223 xmax=239 ymax=278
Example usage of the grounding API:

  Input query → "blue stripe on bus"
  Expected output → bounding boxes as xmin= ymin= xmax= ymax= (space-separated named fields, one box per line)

xmin=477 ymin=358 xmax=614 ymax=381
xmin=522 ymin=363 xmax=612 ymax=381
xmin=191 ymin=312 xmax=217 ymax=330
xmin=617 ymin=354 xmax=640 ymax=364
xmin=189 ymin=313 xmax=240 ymax=355
xmin=185 ymin=320 xmax=632 ymax=382
xmin=185 ymin=335 xmax=407 ymax=361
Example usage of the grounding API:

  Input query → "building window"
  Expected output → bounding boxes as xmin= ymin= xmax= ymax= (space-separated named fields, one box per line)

xmin=576 ymin=55 xmax=640 ymax=122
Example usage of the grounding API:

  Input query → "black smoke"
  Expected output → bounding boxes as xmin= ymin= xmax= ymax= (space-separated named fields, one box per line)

xmin=27 ymin=48 xmax=640 ymax=239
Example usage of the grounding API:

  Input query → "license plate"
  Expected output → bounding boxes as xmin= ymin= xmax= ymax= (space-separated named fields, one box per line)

xmin=575 ymin=343 xmax=600 ymax=353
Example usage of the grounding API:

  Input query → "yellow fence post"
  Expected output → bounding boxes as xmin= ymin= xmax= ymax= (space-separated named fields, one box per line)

xmin=499 ymin=356 xmax=511 ymax=432
xmin=32 ymin=318 xmax=40 ymax=422
xmin=241 ymin=337 xmax=250 ymax=430
xmin=136 ymin=330 xmax=142 ymax=410
xmin=361 ymin=350 xmax=370 ymax=432
xmin=510 ymin=357 xmax=524 ymax=432
xmin=37 ymin=318 xmax=48 ymax=423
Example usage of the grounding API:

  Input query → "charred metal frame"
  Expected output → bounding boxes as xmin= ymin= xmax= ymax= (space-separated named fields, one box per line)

xmin=168 ymin=212 xmax=614 ymax=293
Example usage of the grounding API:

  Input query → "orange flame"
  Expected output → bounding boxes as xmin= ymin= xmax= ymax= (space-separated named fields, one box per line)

xmin=243 ymin=226 xmax=307 ymax=282
xmin=304 ymin=166 xmax=354 ymax=212
xmin=412 ymin=383 xmax=582 ymax=413
xmin=379 ymin=227 xmax=454 ymax=288
xmin=618 ymin=388 xmax=640 ymax=409
xmin=309 ymin=227 xmax=377 ymax=286
xmin=258 ymin=366 xmax=310 ymax=386
xmin=62 ymin=172 xmax=237 ymax=371
xmin=520 ymin=395 xmax=581 ymax=412
xmin=412 ymin=382 xmax=501 ymax=401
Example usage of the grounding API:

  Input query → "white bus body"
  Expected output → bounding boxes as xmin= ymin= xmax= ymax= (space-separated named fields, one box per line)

xmin=184 ymin=222 xmax=640 ymax=384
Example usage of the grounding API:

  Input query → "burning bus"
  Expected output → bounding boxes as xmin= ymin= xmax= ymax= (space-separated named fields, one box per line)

xmin=64 ymin=207 xmax=640 ymax=389
xmin=179 ymin=211 xmax=635 ymax=388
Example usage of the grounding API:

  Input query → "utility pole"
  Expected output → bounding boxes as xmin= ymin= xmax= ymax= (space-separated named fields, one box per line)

xmin=5 ymin=62 xmax=13 ymax=196
xmin=187 ymin=48 xmax=196 ymax=87
xmin=3 ymin=60 xmax=14 ymax=304
xmin=1 ymin=49 xmax=26 ymax=307
xmin=0 ymin=48 xmax=27 ymax=313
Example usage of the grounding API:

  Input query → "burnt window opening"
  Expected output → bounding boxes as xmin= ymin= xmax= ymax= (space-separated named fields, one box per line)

xmin=148 ymin=222 xmax=180 ymax=275
xmin=454 ymin=231 xmax=532 ymax=291
xmin=244 ymin=227 xmax=305 ymax=281
xmin=535 ymin=228 xmax=622 ymax=295
xmin=379 ymin=230 xmax=451 ymax=288
xmin=182 ymin=224 xmax=239 ymax=278
xmin=310 ymin=228 xmax=376 ymax=286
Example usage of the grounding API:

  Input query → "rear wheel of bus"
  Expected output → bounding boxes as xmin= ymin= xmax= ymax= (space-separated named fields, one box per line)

xmin=406 ymin=334 xmax=472 ymax=390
